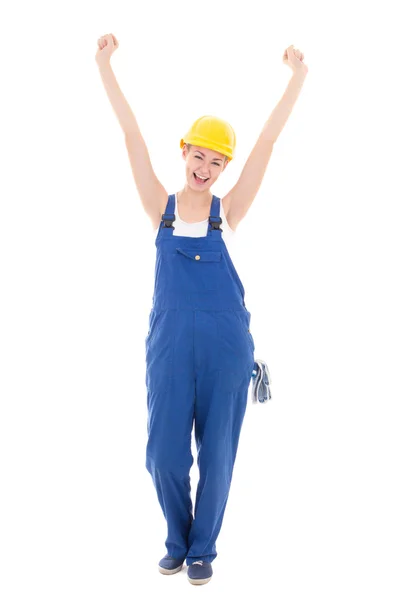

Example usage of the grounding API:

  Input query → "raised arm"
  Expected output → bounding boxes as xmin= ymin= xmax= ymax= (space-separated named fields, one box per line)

xmin=96 ymin=34 xmax=167 ymax=228
xmin=223 ymin=45 xmax=308 ymax=230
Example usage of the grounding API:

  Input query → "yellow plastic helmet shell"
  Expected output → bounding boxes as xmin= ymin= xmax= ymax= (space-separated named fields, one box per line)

xmin=180 ymin=115 xmax=236 ymax=162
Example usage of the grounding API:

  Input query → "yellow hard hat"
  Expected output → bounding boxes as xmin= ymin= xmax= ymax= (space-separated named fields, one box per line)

xmin=180 ymin=115 xmax=236 ymax=162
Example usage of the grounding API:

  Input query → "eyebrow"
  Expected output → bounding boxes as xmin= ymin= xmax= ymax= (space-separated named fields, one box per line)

xmin=195 ymin=150 xmax=223 ymax=162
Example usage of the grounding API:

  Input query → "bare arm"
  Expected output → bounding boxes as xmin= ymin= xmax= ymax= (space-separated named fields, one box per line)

xmin=224 ymin=45 xmax=308 ymax=230
xmin=258 ymin=70 xmax=307 ymax=142
xmin=96 ymin=36 xmax=167 ymax=227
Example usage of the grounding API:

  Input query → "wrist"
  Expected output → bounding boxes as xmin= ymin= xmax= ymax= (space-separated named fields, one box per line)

xmin=291 ymin=66 xmax=308 ymax=79
xmin=96 ymin=59 xmax=112 ymax=71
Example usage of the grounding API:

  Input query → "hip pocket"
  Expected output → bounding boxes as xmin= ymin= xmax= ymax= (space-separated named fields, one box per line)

xmin=233 ymin=309 xmax=255 ymax=353
xmin=145 ymin=309 xmax=164 ymax=347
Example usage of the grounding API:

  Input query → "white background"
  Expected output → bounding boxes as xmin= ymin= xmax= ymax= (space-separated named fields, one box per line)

xmin=1 ymin=0 xmax=399 ymax=598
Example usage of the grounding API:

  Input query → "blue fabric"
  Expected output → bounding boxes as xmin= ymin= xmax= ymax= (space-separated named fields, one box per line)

xmin=145 ymin=194 xmax=268 ymax=566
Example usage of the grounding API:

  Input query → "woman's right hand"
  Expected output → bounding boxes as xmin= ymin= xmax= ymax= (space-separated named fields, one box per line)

xmin=95 ymin=33 xmax=119 ymax=67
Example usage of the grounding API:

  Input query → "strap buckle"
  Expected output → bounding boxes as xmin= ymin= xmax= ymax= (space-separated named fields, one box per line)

xmin=161 ymin=213 xmax=176 ymax=228
xmin=209 ymin=216 xmax=223 ymax=230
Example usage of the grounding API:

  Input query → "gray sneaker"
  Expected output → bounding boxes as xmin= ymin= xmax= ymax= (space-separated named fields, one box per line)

xmin=158 ymin=554 xmax=185 ymax=575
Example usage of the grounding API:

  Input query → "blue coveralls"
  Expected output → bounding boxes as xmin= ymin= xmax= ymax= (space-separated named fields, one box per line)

xmin=145 ymin=194 xmax=255 ymax=565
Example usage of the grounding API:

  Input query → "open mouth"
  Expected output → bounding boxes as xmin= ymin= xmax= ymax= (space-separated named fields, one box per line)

xmin=194 ymin=173 xmax=209 ymax=183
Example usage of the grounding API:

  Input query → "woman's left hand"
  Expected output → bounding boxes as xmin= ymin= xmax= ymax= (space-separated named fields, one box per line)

xmin=283 ymin=45 xmax=308 ymax=75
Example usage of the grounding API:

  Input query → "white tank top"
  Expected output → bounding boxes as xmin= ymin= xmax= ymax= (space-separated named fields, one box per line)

xmin=154 ymin=193 xmax=236 ymax=256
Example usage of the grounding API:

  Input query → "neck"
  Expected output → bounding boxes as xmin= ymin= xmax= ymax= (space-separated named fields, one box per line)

xmin=177 ymin=185 xmax=212 ymax=208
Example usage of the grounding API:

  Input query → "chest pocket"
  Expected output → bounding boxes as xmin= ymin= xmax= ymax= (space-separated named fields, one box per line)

xmin=174 ymin=247 xmax=222 ymax=291
xmin=176 ymin=248 xmax=222 ymax=262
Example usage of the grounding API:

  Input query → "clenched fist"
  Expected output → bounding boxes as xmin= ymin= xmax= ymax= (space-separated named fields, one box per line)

xmin=95 ymin=33 xmax=119 ymax=67
xmin=283 ymin=44 xmax=308 ymax=76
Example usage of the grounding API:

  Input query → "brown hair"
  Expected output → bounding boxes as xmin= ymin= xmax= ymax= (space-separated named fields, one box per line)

xmin=185 ymin=143 xmax=228 ymax=166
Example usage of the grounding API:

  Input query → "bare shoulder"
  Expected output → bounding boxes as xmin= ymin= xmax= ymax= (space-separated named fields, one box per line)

xmin=140 ymin=186 xmax=168 ymax=229
xmin=221 ymin=193 xmax=238 ymax=232
xmin=156 ymin=190 xmax=169 ymax=228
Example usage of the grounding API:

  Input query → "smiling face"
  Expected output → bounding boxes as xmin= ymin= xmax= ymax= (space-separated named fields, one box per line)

xmin=182 ymin=144 xmax=228 ymax=189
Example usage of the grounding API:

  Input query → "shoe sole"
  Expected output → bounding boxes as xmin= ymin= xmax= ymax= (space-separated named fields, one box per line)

xmin=158 ymin=564 xmax=183 ymax=575
xmin=188 ymin=575 xmax=212 ymax=585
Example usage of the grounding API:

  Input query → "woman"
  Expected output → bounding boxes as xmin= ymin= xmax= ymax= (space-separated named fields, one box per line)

xmin=96 ymin=35 xmax=308 ymax=585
